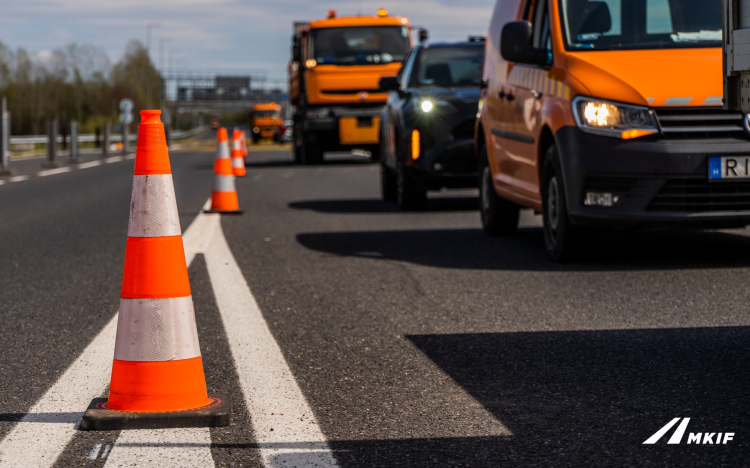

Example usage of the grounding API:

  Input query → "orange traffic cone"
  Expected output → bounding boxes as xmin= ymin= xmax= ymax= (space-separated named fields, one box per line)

xmin=81 ymin=110 xmax=230 ymax=430
xmin=231 ymin=128 xmax=246 ymax=177
xmin=204 ymin=127 xmax=242 ymax=214
xmin=240 ymin=131 xmax=248 ymax=157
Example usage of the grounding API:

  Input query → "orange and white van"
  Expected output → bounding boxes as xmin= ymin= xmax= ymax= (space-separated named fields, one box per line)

xmin=477 ymin=0 xmax=743 ymax=261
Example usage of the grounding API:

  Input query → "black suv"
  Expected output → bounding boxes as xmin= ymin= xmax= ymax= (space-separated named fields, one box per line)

xmin=379 ymin=39 xmax=485 ymax=210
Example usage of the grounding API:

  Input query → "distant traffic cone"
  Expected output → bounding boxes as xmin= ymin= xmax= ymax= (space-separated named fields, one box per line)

xmin=81 ymin=110 xmax=230 ymax=431
xmin=204 ymin=127 xmax=242 ymax=214
xmin=231 ymin=128 xmax=246 ymax=177
xmin=240 ymin=131 xmax=248 ymax=157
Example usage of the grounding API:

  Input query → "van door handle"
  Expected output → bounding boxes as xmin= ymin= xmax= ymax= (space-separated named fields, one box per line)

xmin=497 ymin=92 xmax=515 ymax=102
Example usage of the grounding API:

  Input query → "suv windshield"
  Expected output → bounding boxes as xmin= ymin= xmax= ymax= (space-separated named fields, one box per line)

xmin=311 ymin=26 xmax=410 ymax=65
xmin=560 ymin=0 xmax=721 ymax=51
xmin=416 ymin=46 xmax=484 ymax=87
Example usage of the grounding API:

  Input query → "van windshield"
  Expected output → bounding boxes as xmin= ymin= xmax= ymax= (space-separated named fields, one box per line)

xmin=559 ymin=0 xmax=721 ymax=51
xmin=255 ymin=111 xmax=279 ymax=119
xmin=311 ymin=26 xmax=410 ymax=65
xmin=416 ymin=46 xmax=484 ymax=87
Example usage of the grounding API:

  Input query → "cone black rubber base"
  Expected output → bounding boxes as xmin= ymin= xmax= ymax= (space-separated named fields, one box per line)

xmin=203 ymin=209 xmax=243 ymax=215
xmin=80 ymin=394 xmax=230 ymax=431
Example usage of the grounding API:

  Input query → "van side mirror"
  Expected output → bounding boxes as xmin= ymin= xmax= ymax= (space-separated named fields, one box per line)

xmin=379 ymin=76 xmax=401 ymax=92
xmin=500 ymin=21 xmax=548 ymax=67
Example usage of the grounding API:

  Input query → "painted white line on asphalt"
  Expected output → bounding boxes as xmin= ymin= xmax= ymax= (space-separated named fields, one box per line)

xmin=78 ymin=160 xmax=102 ymax=169
xmin=88 ymin=444 xmax=102 ymax=460
xmin=38 ymin=167 xmax=72 ymax=177
xmin=124 ymin=154 xmax=135 ymax=160
xmin=8 ymin=175 xmax=28 ymax=183
xmin=104 ymin=156 xmax=123 ymax=163
xmin=204 ymin=217 xmax=339 ymax=468
xmin=0 ymin=180 xmax=5 ymax=186
xmin=182 ymin=199 xmax=216 ymax=267
xmin=104 ymin=428 xmax=214 ymax=468
xmin=0 ymin=315 xmax=118 ymax=468
xmin=0 ymin=203 xmax=212 ymax=468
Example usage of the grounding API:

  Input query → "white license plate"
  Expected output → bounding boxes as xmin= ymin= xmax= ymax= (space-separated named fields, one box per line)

xmin=709 ymin=156 xmax=750 ymax=180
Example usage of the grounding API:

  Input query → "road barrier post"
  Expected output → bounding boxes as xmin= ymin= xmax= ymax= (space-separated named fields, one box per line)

xmin=103 ymin=123 xmax=110 ymax=156
xmin=0 ymin=97 xmax=10 ymax=175
xmin=122 ymin=124 xmax=129 ymax=155
xmin=44 ymin=119 xmax=59 ymax=168
xmin=69 ymin=121 xmax=79 ymax=163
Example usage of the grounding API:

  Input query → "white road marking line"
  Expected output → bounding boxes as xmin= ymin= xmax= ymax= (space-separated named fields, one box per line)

xmin=104 ymin=156 xmax=123 ymax=163
xmin=0 ymin=316 xmax=118 ymax=468
xmin=78 ymin=160 xmax=102 ymax=169
xmin=204 ymin=216 xmax=339 ymax=467
xmin=0 ymin=180 xmax=5 ymax=186
xmin=103 ymin=428 xmax=213 ymax=468
xmin=8 ymin=175 xmax=29 ymax=182
xmin=38 ymin=167 xmax=72 ymax=177
xmin=124 ymin=154 xmax=135 ymax=160
xmin=0 ymin=202 xmax=211 ymax=468
xmin=101 ymin=444 xmax=111 ymax=458
xmin=88 ymin=444 xmax=102 ymax=460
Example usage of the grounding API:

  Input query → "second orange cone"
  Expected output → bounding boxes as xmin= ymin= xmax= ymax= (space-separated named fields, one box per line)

xmin=205 ymin=127 xmax=242 ymax=214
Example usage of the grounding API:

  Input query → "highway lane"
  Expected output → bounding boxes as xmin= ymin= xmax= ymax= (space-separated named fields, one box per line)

xmin=1 ymin=143 xmax=750 ymax=466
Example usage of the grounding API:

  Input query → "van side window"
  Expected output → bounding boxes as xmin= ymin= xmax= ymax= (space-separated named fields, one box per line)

xmin=532 ymin=0 xmax=553 ymax=66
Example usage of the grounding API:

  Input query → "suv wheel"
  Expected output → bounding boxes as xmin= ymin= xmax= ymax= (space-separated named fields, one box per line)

xmin=397 ymin=158 xmax=427 ymax=211
xmin=542 ymin=144 xmax=587 ymax=262
xmin=479 ymin=145 xmax=519 ymax=236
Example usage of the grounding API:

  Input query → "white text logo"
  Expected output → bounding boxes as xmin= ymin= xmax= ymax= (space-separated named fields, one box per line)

xmin=643 ymin=418 xmax=734 ymax=445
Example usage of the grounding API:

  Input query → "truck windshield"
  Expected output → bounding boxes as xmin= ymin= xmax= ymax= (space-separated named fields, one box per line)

xmin=311 ymin=26 xmax=410 ymax=65
xmin=255 ymin=111 xmax=279 ymax=119
xmin=416 ymin=46 xmax=484 ymax=87
xmin=559 ymin=0 xmax=721 ymax=51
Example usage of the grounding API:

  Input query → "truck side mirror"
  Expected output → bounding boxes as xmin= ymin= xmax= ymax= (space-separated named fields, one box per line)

xmin=292 ymin=44 xmax=301 ymax=63
xmin=379 ymin=76 xmax=400 ymax=92
xmin=500 ymin=21 xmax=548 ymax=67
xmin=419 ymin=28 xmax=429 ymax=43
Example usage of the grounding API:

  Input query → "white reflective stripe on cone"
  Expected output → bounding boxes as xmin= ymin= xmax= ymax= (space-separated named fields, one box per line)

xmin=217 ymin=141 xmax=230 ymax=159
xmin=231 ymin=157 xmax=244 ymax=168
xmin=114 ymin=297 xmax=202 ymax=361
xmin=127 ymin=175 xmax=182 ymax=238
xmin=213 ymin=174 xmax=236 ymax=192
xmin=233 ymin=139 xmax=241 ymax=150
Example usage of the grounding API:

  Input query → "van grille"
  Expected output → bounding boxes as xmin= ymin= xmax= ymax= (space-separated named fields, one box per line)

xmin=654 ymin=108 xmax=748 ymax=140
xmin=647 ymin=177 xmax=750 ymax=212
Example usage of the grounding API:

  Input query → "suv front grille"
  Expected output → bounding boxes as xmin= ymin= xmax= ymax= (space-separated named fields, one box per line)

xmin=648 ymin=177 xmax=750 ymax=212
xmin=654 ymin=107 xmax=748 ymax=140
xmin=451 ymin=119 xmax=476 ymax=140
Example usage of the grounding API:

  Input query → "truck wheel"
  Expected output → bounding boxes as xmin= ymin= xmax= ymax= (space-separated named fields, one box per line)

xmin=542 ymin=144 xmax=588 ymax=262
xmin=397 ymin=158 xmax=426 ymax=211
xmin=381 ymin=158 xmax=397 ymax=202
xmin=479 ymin=145 xmax=519 ymax=236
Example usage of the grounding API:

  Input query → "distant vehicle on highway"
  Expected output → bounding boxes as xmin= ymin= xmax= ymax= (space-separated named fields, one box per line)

xmin=210 ymin=119 xmax=220 ymax=130
xmin=289 ymin=9 xmax=413 ymax=164
xmin=478 ymin=0 xmax=740 ymax=261
xmin=379 ymin=38 xmax=485 ymax=210
xmin=250 ymin=103 xmax=283 ymax=143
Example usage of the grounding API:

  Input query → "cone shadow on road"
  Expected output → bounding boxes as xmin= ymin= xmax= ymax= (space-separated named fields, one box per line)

xmin=296 ymin=227 xmax=750 ymax=271
xmin=289 ymin=197 xmax=479 ymax=214
xmin=402 ymin=327 xmax=750 ymax=467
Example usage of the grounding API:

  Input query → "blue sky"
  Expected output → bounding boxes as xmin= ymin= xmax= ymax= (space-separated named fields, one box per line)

xmin=0 ymin=0 xmax=495 ymax=87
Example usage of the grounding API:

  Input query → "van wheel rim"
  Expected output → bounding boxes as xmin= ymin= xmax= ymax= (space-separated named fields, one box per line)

xmin=548 ymin=176 xmax=560 ymax=233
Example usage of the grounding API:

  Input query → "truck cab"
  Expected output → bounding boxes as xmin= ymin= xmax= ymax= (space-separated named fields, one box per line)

xmin=250 ymin=103 xmax=283 ymax=143
xmin=289 ymin=9 xmax=413 ymax=164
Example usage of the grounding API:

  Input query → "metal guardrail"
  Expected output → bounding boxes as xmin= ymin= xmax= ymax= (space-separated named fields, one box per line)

xmin=9 ymin=126 xmax=208 ymax=145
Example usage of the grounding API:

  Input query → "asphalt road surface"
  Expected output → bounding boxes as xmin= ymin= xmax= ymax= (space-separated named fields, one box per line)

xmin=1 ymin=139 xmax=749 ymax=467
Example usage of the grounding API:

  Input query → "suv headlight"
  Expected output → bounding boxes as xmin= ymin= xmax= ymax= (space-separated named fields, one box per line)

xmin=572 ymin=96 xmax=658 ymax=139
xmin=417 ymin=99 xmax=457 ymax=114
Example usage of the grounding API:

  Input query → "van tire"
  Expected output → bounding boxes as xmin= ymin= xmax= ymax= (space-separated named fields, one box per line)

xmin=479 ymin=145 xmax=519 ymax=236
xmin=542 ymin=144 xmax=588 ymax=262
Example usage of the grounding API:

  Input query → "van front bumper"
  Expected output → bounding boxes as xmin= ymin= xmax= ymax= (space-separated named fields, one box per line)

xmin=556 ymin=126 xmax=750 ymax=228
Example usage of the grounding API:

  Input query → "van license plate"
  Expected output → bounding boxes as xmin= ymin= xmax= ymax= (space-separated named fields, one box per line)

xmin=709 ymin=156 xmax=750 ymax=180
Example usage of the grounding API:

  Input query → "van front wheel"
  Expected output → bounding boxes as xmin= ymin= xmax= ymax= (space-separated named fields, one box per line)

xmin=542 ymin=145 xmax=587 ymax=262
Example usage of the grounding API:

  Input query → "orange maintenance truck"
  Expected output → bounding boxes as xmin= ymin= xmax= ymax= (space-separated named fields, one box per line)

xmin=250 ymin=103 xmax=283 ymax=143
xmin=289 ymin=9 xmax=413 ymax=164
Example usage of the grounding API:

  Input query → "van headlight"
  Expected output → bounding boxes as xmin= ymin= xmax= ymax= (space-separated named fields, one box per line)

xmin=572 ymin=97 xmax=658 ymax=139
